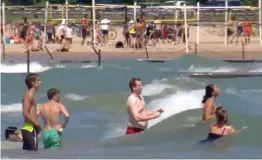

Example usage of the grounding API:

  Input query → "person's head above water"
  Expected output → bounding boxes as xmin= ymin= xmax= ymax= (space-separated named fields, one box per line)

xmin=25 ymin=73 xmax=41 ymax=90
xmin=202 ymin=84 xmax=220 ymax=103
xmin=47 ymin=88 xmax=60 ymax=102
xmin=215 ymin=107 xmax=228 ymax=126
xmin=129 ymin=78 xmax=142 ymax=95
xmin=5 ymin=126 xmax=23 ymax=142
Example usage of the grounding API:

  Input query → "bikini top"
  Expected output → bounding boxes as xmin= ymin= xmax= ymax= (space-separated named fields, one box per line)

xmin=207 ymin=126 xmax=226 ymax=141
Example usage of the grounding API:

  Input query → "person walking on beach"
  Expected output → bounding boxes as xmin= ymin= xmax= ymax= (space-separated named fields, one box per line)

xmin=244 ymin=19 xmax=252 ymax=45
xmin=152 ymin=19 xmax=162 ymax=48
xmin=100 ymin=18 xmax=111 ymax=46
xmin=236 ymin=20 xmax=244 ymax=46
xmin=202 ymin=84 xmax=220 ymax=121
xmin=126 ymin=78 xmax=164 ymax=135
xmin=39 ymin=88 xmax=70 ymax=149
xmin=21 ymin=73 xmax=42 ymax=151
xmin=81 ymin=15 xmax=89 ymax=45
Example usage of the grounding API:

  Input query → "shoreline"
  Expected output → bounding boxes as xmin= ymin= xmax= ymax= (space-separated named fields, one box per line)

xmin=2 ymin=43 xmax=262 ymax=62
xmin=2 ymin=25 xmax=262 ymax=62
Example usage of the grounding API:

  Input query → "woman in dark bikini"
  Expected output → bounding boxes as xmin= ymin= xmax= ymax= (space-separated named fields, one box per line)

xmin=200 ymin=107 xmax=247 ymax=143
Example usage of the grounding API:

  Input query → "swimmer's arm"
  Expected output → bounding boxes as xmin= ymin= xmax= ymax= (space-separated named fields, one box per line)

xmin=144 ymin=108 xmax=160 ymax=116
xmin=36 ymin=104 xmax=42 ymax=116
xmin=228 ymin=126 xmax=247 ymax=135
xmin=60 ymin=104 xmax=70 ymax=128
xmin=128 ymin=100 xmax=160 ymax=121
xmin=23 ymin=94 xmax=40 ymax=126
xmin=203 ymin=101 xmax=215 ymax=121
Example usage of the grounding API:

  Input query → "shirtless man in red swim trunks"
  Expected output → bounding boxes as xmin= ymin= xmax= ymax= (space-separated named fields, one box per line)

xmin=126 ymin=78 xmax=164 ymax=135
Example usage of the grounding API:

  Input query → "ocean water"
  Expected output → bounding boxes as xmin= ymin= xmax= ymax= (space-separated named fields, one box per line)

xmin=1 ymin=55 xmax=262 ymax=158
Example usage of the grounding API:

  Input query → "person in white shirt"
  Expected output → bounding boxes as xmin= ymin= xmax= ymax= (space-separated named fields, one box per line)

xmin=65 ymin=24 xmax=73 ymax=44
xmin=100 ymin=18 xmax=111 ymax=46
xmin=56 ymin=19 xmax=67 ymax=43
xmin=57 ymin=24 xmax=72 ymax=52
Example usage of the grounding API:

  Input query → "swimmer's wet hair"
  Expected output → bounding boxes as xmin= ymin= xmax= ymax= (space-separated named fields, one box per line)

xmin=129 ymin=78 xmax=141 ymax=92
xmin=215 ymin=107 xmax=229 ymax=125
xmin=25 ymin=73 xmax=39 ymax=89
xmin=202 ymin=84 xmax=214 ymax=104
xmin=5 ymin=126 xmax=17 ymax=139
xmin=47 ymin=88 xmax=60 ymax=100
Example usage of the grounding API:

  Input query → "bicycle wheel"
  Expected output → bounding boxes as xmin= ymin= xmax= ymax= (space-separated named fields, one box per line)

xmin=108 ymin=29 xmax=117 ymax=40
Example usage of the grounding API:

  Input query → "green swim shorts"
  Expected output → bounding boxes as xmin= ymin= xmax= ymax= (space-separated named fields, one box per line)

xmin=42 ymin=129 xmax=62 ymax=149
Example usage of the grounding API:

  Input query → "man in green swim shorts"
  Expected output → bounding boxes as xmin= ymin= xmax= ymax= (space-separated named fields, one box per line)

xmin=39 ymin=88 xmax=70 ymax=149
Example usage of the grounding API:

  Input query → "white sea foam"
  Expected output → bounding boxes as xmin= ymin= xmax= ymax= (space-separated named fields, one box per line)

xmin=142 ymin=80 xmax=176 ymax=97
xmin=0 ymin=62 xmax=51 ymax=73
xmin=249 ymin=67 xmax=262 ymax=72
xmin=65 ymin=93 xmax=88 ymax=101
xmin=147 ymin=89 xmax=204 ymax=127
xmin=81 ymin=64 xmax=97 ymax=68
xmin=0 ymin=103 xmax=22 ymax=113
xmin=188 ymin=65 xmax=237 ymax=73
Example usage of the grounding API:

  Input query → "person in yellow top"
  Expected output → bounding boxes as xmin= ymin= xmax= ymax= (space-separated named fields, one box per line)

xmin=128 ymin=20 xmax=136 ymax=48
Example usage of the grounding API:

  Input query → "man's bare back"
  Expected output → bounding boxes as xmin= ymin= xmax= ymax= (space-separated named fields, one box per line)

xmin=39 ymin=88 xmax=70 ymax=149
xmin=40 ymin=101 xmax=64 ymax=131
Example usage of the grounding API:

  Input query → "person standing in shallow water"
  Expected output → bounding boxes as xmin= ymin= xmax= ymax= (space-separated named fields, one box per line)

xmin=200 ymin=106 xmax=247 ymax=143
xmin=21 ymin=73 xmax=42 ymax=151
xmin=39 ymin=88 xmax=70 ymax=149
xmin=202 ymin=84 xmax=220 ymax=121
xmin=126 ymin=78 xmax=164 ymax=135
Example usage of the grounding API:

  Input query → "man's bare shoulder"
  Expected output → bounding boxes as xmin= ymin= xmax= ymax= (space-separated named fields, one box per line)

xmin=56 ymin=102 xmax=66 ymax=110
xmin=127 ymin=95 xmax=138 ymax=105
xmin=22 ymin=91 xmax=33 ymax=101
xmin=127 ymin=94 xmax=135 ymax=101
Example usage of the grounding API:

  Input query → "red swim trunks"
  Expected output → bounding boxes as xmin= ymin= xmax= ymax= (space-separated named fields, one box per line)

xmin=245 ymin=31 xmax=251 ymax=37
xmin=126 ymin=127 xmax=144 ymax=135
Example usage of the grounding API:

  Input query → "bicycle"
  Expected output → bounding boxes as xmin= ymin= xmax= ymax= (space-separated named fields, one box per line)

xmin=88 ymin=26 xmax=117 ymax=40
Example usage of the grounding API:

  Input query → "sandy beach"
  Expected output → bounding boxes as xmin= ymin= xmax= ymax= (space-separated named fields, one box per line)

xmin=2 ymin=26 xmax=262 ymax=61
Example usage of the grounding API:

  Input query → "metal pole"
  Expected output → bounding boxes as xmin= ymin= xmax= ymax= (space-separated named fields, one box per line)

xmin=125 ymin=6 xmax=128 ymax=22
xmin=43 ymin=1 xmax=49 ymax=46
xmin=27 ymin=50 xmax=30 ymax=73
xmin=242 ymin=42 xmax=245 ymax=60
xmin=92 ymin=0 xmax=96 ymax=45
xmin=134 ymin=1 xmax=137 ymax=21
xmin=184 ymin=4 xmax=189 ymax=53
xmin=62 ymin=5 xmax=64 ymax=19
xmin=259 ymin=0 xmax=262 ymax=46
xmin=1 ymin=3 xmax=6 ymax=59
xmin=66 ymin=0 xmax=68 ymax=22
xmin=2 ymin=3 xmax=6 ymax=44
xmin=197 ymin=2 xmax=200 ymax=45
xmin=173 ymin=0 xmax=177 ymax=22
xmin=224 ymin=0 xmax=228 ymax=45
xmin=175 ymin=1 xmax=178 ymax=24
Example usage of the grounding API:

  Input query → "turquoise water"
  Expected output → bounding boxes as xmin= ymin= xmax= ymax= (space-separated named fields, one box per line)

xmin=1 ymin=55 xmax=262 ymax=158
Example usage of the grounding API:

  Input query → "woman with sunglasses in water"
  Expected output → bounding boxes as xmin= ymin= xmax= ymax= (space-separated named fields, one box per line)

xmin=200 ymin=106 xmax=247 ymax=143
xmin=202 ymin=84 xmax=220 ymax=121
